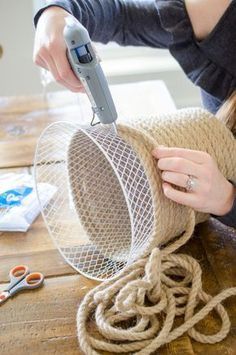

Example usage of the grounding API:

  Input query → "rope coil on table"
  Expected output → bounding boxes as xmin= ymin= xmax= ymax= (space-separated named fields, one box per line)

xmin=73 ymin=108 xmax=236 ymax=354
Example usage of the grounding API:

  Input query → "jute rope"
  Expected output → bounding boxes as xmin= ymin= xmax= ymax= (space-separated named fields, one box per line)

xmin=70 ymin=108 xmax=236 ymax=354
xmin=77 ymin=228 xmax=236 ymax=354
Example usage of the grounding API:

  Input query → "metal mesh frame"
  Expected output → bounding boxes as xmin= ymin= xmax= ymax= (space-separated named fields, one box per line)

xmin=34 ymin=122 xmax=154 ymax=280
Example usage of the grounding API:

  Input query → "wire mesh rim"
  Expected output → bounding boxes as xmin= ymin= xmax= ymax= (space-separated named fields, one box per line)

xmin=33 ymin=121 xmax=138 ymax=281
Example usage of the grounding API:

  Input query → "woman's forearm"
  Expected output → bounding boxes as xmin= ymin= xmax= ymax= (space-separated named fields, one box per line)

xmin=185 ymin=0 xmax=232 ymax=40
xmin=34 ymin=0 xmax=170 ymax=48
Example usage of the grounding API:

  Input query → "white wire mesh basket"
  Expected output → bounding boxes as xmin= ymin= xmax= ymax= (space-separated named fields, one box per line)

xmin=34 ymin=122 xmax=154 ymax=280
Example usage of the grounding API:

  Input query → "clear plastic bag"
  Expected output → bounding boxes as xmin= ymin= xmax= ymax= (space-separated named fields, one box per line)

xmin=0 ymin=173 xmax=56 ymax=232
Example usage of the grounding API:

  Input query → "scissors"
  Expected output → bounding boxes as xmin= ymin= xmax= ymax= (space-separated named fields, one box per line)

xmin=0 ymin=265 xmax=44 ymax=305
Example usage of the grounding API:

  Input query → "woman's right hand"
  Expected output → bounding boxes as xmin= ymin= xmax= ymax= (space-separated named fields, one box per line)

xmin=33 ymin=6 xmax=84 ymax=92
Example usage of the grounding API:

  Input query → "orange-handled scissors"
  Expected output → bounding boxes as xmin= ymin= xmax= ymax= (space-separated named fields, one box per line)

xmin=0 ymin=265 xmax=44 ymax=305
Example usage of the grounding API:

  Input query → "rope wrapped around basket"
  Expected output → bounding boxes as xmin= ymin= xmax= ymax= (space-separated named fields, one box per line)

xmin=70 ymin=108 xmax=236 ymax=354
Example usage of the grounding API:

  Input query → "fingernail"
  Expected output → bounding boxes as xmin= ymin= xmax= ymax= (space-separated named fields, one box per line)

xmin=152 ymin=148 xmax=158 ymax=156
xmin=162 ymin=182 xmax=169 ymax=194
xmin=152 ymin=145 xmax=166 ymax=157
xmin=158 ymin=145 xmax=167 ymax=151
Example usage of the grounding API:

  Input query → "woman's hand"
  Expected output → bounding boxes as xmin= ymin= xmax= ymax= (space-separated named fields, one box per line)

xmin=152 ymin=146 xmax=235 ymax=216
xmin=33 ymin=6 xmax=84 ymax=92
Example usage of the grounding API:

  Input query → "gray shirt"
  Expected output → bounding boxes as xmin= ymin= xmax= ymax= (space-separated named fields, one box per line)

xmin=34 ymin=0 xmax=236 ymax=228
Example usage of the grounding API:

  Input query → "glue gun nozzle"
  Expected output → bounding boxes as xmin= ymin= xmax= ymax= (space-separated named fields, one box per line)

xmin=112 ymin=122 xmax=118 ymax=135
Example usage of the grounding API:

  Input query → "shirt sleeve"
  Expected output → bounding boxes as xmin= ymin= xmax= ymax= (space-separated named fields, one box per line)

xmin=212 ymin=183 xmax=236 ymax=229
xmin=34 ymin=0 xmax=171 ymax=48
xmin=214 ymin=199 xmax=236 ymax=229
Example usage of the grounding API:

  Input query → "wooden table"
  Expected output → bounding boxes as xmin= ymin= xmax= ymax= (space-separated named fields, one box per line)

xmin=0 ymin=88 xmax=235 ymax=355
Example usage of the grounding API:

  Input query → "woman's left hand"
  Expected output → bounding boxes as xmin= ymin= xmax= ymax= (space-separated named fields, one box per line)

xmin=152 ymin=146 xmax=235 ymax=216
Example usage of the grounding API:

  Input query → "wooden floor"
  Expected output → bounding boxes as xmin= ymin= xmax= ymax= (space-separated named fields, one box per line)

xmin=0 ymin=92 xmax=236 ymax=355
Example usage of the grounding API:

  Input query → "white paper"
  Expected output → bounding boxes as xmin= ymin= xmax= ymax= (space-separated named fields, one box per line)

xmin=0 ymin=173 xmax=56 ymax=232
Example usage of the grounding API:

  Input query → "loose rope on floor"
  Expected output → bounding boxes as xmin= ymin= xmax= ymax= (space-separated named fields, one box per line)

xmin=76 ymin=211 xmax=236 ymax=354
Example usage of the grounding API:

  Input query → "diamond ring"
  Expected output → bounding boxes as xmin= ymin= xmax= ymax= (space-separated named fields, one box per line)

xmin=185 ymin=175 xmax=196 ymax=192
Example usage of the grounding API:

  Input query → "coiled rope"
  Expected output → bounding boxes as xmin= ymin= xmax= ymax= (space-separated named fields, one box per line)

xmin=77 ymin=211 xmax=236 ymax=354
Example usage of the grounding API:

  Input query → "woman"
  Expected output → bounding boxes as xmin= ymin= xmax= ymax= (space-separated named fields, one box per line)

xmin=33 ymin=0 xmax=236 ymax=227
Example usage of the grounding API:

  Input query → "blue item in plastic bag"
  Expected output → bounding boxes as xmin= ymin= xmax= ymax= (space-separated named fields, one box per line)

xmin=0 ymin=186 xmax=33 ymax=208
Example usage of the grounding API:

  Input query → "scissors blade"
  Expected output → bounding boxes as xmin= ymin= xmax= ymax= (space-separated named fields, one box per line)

xmin=0 ymin=291 xmax=10 ymax=305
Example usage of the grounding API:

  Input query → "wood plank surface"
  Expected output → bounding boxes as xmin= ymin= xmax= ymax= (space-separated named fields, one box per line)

xmin=0 ymin=274 xmax=95 ymax=355
xmin=0 ymin=216 xmax=54 ymax=256
xmin=0 ymin=91 xmax=91 ymax=168
xmin=0 ymin=92 xmax=81 ymax=115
